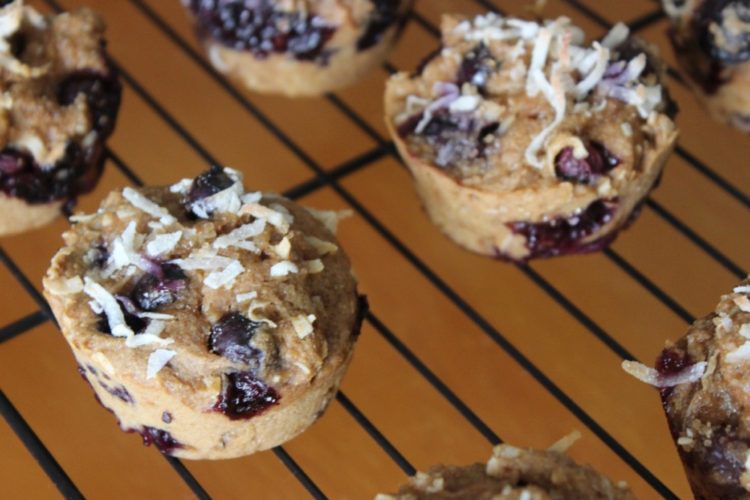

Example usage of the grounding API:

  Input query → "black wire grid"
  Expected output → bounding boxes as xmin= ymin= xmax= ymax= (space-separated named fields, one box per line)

xmin=1 ymin=1 xmax=746 ymax=498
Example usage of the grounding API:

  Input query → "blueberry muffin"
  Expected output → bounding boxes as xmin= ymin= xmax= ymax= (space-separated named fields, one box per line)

xmin=183 ymin=0 xmax=412 ymax=97
xmin=377 ymin=440 xmax=634 ymax=499
xmin=663 ymin=0 xmax=750 ymax=132
xmin=43 ymin=166 xmax=365 ymax=459
xmin=384 ymin=14 xmax=678 ymax=261
xmin=623 ymin=278 xmax=750 ymax=498
xmin=0 ymin=0 xmax=121 ymax=236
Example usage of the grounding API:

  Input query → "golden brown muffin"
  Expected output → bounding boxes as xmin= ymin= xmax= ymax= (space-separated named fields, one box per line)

xmin=43 ymin=166 xmax=365 ymax=459
xmin=183 ymin=0 xmax=412 ymax=97
xmin=0 ymin=0 xmax=121 ymax=235
xmin=662 ymin=0 xmax=750 ymax=132
xmin=385 ymin=13 xmax=678 ymax=261
xmin=378 ymin=440 xmax=634 ymax=499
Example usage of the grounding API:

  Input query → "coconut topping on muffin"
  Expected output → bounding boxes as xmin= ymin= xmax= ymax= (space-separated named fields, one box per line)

xmin=391 ymin=13 xmax=674 ymax=178
xmin=45 ymin=166 xmax=358 ymax=411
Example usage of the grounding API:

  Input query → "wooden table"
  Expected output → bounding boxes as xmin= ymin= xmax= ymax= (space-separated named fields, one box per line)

xmin=1 ymin=0 xmax=747 ymax=498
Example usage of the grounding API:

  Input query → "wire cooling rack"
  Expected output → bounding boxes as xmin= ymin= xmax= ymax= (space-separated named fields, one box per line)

xmin=2 ymin=0 xmax=749 ymax=498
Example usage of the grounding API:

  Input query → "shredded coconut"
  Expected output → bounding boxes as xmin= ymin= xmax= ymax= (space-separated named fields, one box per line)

xmin=305 ymin=235 xmax=338 ymax=255
xmin=600 ymin=22 xmax=629 ymax=49
xmin=84 ymin=278 xmax=133 ymax=338
xmin=306 ymin=208 xmax=352 ymax=235
xmin=304 ymin=259 xmax=324 ymax=273
xmin=236 ymin=291 xmax=258 ymax=303
xmin=212 ymin=219 xmax=266 ymax=252
xmin=45 ymin=276 xmax=83 ymax=295
xmin=146 ymin=349 xmax=176 ymax=379
xmin=146 ymin=231 xmax=182 ymax=257
xmin=272 ymin=237 xmax=292 ymax=259
xmin=622 ymin=360 xmax=707 ymax=387
xmin=122 ymin=187 xmax=176 ymax=225
xmin=204 ymin=260 xmax=244 ymax=289
xmin=270 ymin=261 xmax=299 ymax=277
xmin=735 ymin=295 xmax=750 ymax=313
xmin=291 ymin=314 xmax=316 ymax=339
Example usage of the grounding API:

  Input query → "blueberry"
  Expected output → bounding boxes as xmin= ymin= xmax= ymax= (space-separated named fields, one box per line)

xmin=208 ymin=313 xmax=262 ymax=365
xmin=131 ymin=264 xmax=187 ymax=312
xmin=58 ymin=71 xmax=122 ymax=137
xmin=188 ymin=0 xmax=335 ymax=62
xmin=137 ymin=426 xmax=183 ymax=454
xmin=456 ymin=43 xmax=497 ymax=92
xmin=161 ymin=411 xmax=173 ymax=424
xmin=213 ymin=371 xmax=279 ymax=420
xmin=185 ymin=165 xmax=234 ymax=209
xmin=698 ymin=0 xmax=750 ymax=64
xmin=554 ymin=141 xmax=620 ymax=184
xmin=508 ymin=199 xmax=618 ymax=259
xmin=357 ymin=0 xmax=402 ymax=51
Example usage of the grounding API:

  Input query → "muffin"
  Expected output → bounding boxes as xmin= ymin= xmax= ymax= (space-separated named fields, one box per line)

xmin=662 ymin=0 xmax=750 ymax=132
xmin=0 ymin=0 xmax=121 ymax=236
xmin=384 ymin=13 xmax=678 ymax=261
xmin=623 ymin=278 xmax=750 ymax=498
xmin=377 ymin=439 xmax=634 ymax=499
xmin=43 ymin=166 xmax=365 ymax=459
xmin=183 ymin=0 xmax=413 ymax=97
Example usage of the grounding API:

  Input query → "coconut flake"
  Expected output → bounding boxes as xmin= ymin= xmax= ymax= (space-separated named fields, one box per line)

xmin=125 ymin=321 xmax=173 ymax=348
xmin=241 ymin=191 xmax=262 ymax=204
xmin=727 ymin=342 xmax=750 ymax=363
xmin=305 ymin=235 xmax=338 ymax=255
xmin=236 ymin=291 xmax=258 ymax=303
xmin=735 ymin=285 xmax=750 ymax=294
xmin=146 ymin=349 xmax=176 ymax=379
xmin=239 ymin=203 xmax=290 ymax=233
xmin=273 ymin=237 xmax=292 ymax=259
xmin=122 ymin=187 xmax=176 ymax=225
xmin=248 ymin=300 xmax=277 ymax=328
xmin=146 ymin=231 xmax=182 ymax=257
xmin=735 ymin=295 xmax=750 ymax=313
xmin=213 ymin=219 xmax=266 ymax=252
xmin=622 ymin=360 xmax=707 ymax=388
xmin=574 ymin=42 xmax=609 ymax=99
xmin=45 ymin=276 xmax=83 ymax=295
xmin=304 ymin=259 xmax=324 ymax=273
xmin=449 ymin=95 xmax=481 ymax=113
xmin=169 ymin=178 xmax=192 ymax=194
xmin=270 ymin=261 xmax=299 ymax=277
xmin=292 ymin=314 xmax=316 ymax=339
xmin=204 ymin=260 xmax=244 ymax=289
xmin=600 ymin=22 xmax=629 ymax=49
xmin=171 ymin=249 xmax=234 ymax=270
xmin=306 ymin=208 xmax=352 ymax=235
xmin=84 ymin=278 xmax=133 ymax=338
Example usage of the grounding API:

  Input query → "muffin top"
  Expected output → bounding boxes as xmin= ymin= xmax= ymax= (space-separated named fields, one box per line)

xmin=0 ymin=0 xmax=117 ymax=166
xmin=185 ymin=0 xmax=410 ymax=62
xmin=44 ymin=167 xmax=361 ymax=420
xmin=377 ymin=442 xmax=634 ymax=499
xmin=385 ymin=13 xmax=677 ymax=195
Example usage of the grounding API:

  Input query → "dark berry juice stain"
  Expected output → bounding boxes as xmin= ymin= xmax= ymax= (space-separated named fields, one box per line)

xmin=131 ymin=263 xmax=187 ymax=311
xmin=58 ymin=70 xmax=122 ymax=137
xmin=554 ymin=141 xmax=620 ymax=184
xmin=357 ymin=0 xmax=402 ymax=51
xmin=90 ymin=242 xmax=110 ymax=268
xmin=188 ymin=0 xmax=335 ymax=62
xmin=214 ymin=371 xmax=279 ymax=420
xmin=398 ymin=108 xmax=500 ymax=168
xmin=697 ymin=0 xmax=750 ymax=64
xmin=508 ymin=199 xmax=618 ymax=259
xmin=0 ymin=70 xmax=119 ymax=206
xmin=134 ymin=426 xmax=183 ymax=454
xmin=656 ymin=347 xmax=689 ymax=402
xmin=209 ymin=313 xmax=262 ymax=365
xmin=108 ymin=385 xmax=134 ymax=404
xmin=456 ymin=43 xmax=498 ymax=93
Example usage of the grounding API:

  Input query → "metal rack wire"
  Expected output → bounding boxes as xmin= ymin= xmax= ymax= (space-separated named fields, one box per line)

xmin=1 ymin=0 xmax=747 ymax=498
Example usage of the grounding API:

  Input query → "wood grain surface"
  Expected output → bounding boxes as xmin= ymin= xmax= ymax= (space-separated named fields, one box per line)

xmin=2 ymin=0 xmax=748 ymax=498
